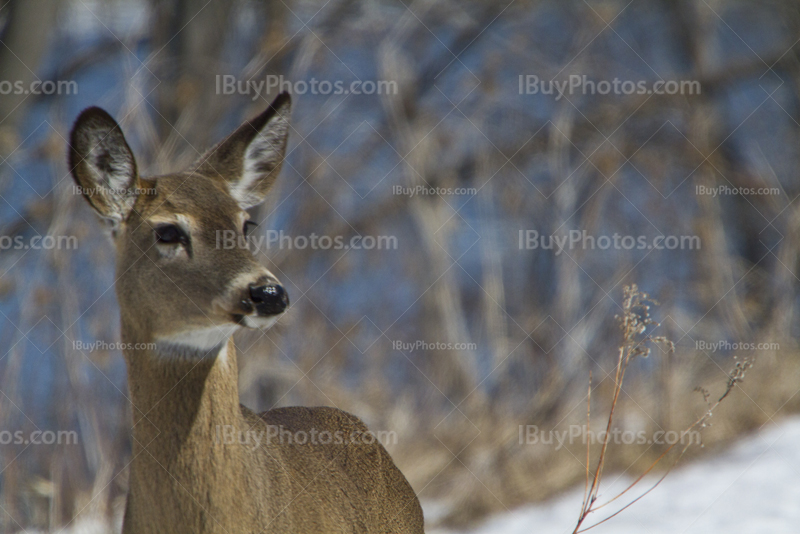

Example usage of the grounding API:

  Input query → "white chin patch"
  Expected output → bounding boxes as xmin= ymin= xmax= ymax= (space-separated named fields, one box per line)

xmin=154 ymin=324 xmax=240 ymax=360
xmin=241 ymin=314 xmax=281 ymax=330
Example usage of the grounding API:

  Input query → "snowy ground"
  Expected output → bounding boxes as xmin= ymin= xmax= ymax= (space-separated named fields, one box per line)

xmin=16 ymin=417 xmax=800 ymax=533
xmin=429 ymin=417 xmax=800 ymax=534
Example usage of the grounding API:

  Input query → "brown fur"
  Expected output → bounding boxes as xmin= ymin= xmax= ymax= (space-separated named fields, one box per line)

xmin=68 ymin=93 xmax=424 ymax=533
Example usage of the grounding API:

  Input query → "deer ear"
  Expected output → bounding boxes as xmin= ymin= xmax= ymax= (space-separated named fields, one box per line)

xmin=69 ymin=107 xmax=139 ymax=222
xmin=192 ymin=92 xmax=291 ymax=209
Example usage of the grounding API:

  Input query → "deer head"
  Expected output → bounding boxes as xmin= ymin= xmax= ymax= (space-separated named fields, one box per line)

xmin=68 ymin=93 xmax=292 ymax=356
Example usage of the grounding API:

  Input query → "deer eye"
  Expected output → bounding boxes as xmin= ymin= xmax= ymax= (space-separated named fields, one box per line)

xmin=154 ymin=224 xmax=188 ymax=245
xmin=243 ymin=220 xmax=258 ymax=237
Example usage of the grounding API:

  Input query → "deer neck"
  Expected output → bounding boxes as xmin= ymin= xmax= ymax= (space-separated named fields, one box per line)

xmin=122 ymin=326 xmax=248 ymax=498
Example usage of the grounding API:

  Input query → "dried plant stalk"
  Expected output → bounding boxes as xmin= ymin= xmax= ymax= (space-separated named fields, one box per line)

xmin=573 ymin=285 xmax=752 ymax=533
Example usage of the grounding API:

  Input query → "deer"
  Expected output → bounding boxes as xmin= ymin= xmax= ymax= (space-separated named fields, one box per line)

xmin=68 ymin=92 xmax=425 ymax=534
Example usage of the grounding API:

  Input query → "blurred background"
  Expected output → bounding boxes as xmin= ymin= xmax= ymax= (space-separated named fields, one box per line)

xmin=1 ymin=0 xmax=799 ymax=532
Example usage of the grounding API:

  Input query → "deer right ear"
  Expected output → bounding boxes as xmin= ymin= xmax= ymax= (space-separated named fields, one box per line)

xmin=69 ymin=107 xmax=139 ymax=223
xmin=191 ymin=92 xmax=291 ymax=209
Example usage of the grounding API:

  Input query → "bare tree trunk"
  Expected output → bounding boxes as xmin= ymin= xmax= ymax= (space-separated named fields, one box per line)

xmin=150 ymin=0 xmax=234 ymax=164
xmin=0 ymin=0 xmax=62 ymax=152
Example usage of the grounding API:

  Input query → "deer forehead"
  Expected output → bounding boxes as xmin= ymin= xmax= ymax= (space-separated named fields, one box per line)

xmin=135 ymin=174 xmax=248 ymax=229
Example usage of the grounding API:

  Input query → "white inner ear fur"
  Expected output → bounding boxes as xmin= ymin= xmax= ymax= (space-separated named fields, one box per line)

xmin=86 ymin=135 xmax=137 ymax=220
xmin=229 ymin=113 xmax=289 ymax=208
xmin=88 ymin=140 xmax=135 ymax=191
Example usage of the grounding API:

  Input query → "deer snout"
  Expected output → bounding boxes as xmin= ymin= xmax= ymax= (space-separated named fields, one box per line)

xmin=248 ymin=282 xmax=289 ymax=315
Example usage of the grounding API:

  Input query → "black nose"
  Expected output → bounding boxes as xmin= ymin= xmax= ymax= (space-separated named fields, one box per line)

xmin=249 ymin=283 xmax=289 ymax=315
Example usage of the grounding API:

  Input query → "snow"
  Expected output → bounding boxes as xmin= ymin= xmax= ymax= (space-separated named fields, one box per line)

xmin=429 ymin=417 xmax=800 ymax=534
xmin=14 ymin=517 xmax=114 ymax=534
xmin=15 ymin=418 xmax=800 ymax=533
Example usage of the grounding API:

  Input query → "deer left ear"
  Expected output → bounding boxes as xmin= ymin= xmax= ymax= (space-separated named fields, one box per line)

xmin=69 ymin=107 xmax=140 ymax=223
xmin=192 ymin=92 xmax=291 ymax=209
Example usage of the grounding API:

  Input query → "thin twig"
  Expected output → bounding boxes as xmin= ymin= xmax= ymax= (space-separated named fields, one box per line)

xmin=572 ymin=285 xmax=750 ymax=533
xmin=578 ymin=372 xmax=592 ymax=524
